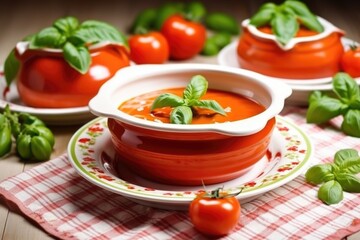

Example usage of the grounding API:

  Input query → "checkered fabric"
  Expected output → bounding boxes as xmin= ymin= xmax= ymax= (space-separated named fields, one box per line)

xmin=1 ymin=107 xmax=359 ymax=240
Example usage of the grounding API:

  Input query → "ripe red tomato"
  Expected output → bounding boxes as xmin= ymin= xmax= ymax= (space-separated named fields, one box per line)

xmin=129 ymin=32 xmax=169 ymax=64
xmin=340 ymin=45 xmax=360 ymax=78
xmin=189 ymin=188 xmax=241 ymax=236
xmin=161 ymin=15 xmax=206 ymax=60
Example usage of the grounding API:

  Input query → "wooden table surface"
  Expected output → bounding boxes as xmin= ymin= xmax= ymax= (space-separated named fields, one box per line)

xmin=0 ymin=0 xmax=359 ymax=239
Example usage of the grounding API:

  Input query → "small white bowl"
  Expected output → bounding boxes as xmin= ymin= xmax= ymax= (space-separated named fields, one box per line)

xmin=89 ymin=64 xmax=292 ymax=136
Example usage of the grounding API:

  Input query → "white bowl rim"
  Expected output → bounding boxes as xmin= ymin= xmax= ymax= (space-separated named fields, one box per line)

xmin=89 ymin=63 xmax=292 ymax=136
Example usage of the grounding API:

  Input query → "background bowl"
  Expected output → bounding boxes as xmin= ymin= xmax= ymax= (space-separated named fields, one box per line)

xmin=89 ymin=64 xmax=292 ymax=185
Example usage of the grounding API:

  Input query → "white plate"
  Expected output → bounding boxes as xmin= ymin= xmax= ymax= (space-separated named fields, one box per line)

xmin=218 ymin=38 xmax=360 ymax=105
xmin=0 ymin=67 xmax=95 ymax=125
xmin=67 ymin=116 xmax=313 ymax=210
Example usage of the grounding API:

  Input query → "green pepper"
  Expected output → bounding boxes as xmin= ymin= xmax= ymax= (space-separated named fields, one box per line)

xmin=204 ymin=12 xmax=240 ymax=35
xmin=154 ymin=2 xmax=184 ymax=30
xmin=0 ymin=115 xmax=12 ymax=157
xmin=18 ymin=112 xmax=45 ymax=127
xmin=201 ymin=38 xmax=219 ymax=56
xmin=31 ymin=136 xmax=53 ymax=161
xmin=211 ymin=32 xmax=232 ymax=49
xmin=184 ymin=1 xmax=206 ymax=22
xmin=16 ymin=125 xmax=54 ymax=161
xmin=130 ymin=8 xmax=158 ymax=34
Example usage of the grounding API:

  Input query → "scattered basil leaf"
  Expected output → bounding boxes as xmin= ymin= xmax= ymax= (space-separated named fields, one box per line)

xmin=170 ymin=106 xmax=193 ymax=124
xmin=32 ymin=27 xmax=67 ymax=48
xmin=305 ymin=164 xmax=334 ymax=185
xmin=63 ymin=42 xmax=91 ymax=74
xmin=271 ymin=11 xmax=298 ymax=46
xmin=305 ymin=148 xmax=360 ymax=205
xmin=306 ymin=96 xmax=344 ymax=124
xmin=333 ymin=72 xmax=360 ymax=104
xmin=334 ymin=149 xmax=360 ymax=168
xmin=4 ymin=49 xmax=20 ymax=87
xmin=183 ymin=75 xmax=208 ymax=101
xmin=151 ymin=93 xmax=184 ymax=110
xmin=53 ymin=16 xmax=79 ymax=37
xmin=336 ymin=173 xmax=360 ymax=193
xmin=318 ymin=180 xmax=343 ymax=205
xmin=306 ymin=73 xmax=360 ymax=137
xmin=341 ymin=109 xmax=360 ymax=137
xmin=191 ymin=100 xmax=227 ymax=116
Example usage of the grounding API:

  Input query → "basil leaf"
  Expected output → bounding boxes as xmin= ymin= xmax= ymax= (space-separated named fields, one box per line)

xmin=334 ymin=149 xmax=360 ymax=168
xmin=170 ymin=106 xmax=193 ymax=124
xmin=306 ymin=97 xmax=344 ymax=123
xmin=318 ymin=180 xmax=343 ymax=205
xmin=350 ymin=97 xmax=360 ymax=109
xmin=337 ymin=158 xmax=360 ymax=175
xmin=183 ymin=75 xmax=208 ymax=100
xmin=53 ymin=16 xmax=79 ymax=37
xmin=250 ymin=8 xmax=276 ymax=27
xmin=32 ymin=27 xmax=66 ymax=48
xmin=305 ymin=164 xmax=334 ymax=185
xmin=63 ymin=42 xmax=91 ymax=74
xmin=79 ymin=20 xmax=126 ymax=43
xmin=4 ymin=49 xmax=20 ymax=87
xmin=341 ymin=109 xmax=360 ymax=137
xmin=283 ymin=0 xmax=324 ymax=32
xmin=192 ymin=100 xmax=227 ymax=116
xmin=336 ymin=173 xmax=360 ymax=193
xmin=333 ymin=73 xmax=360 ymax=104
xmin=271 ymin=11 xmax=298 ymax=46
xmin=308 ymin=91 xmax=324 ymax=104
xmin=151 ymin=93 xmax=184 ymax=110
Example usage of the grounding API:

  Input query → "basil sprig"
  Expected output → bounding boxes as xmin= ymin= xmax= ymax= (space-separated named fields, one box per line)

xmin=305 ymin=149 xmax=360 ymax=205
xmin=4 ymin=16 xmax=127 ymax=86
xmin=249 ymin=0 xmax=324 ymax=46
xmin=306 ymin=73 xmax=360 ymax=137
xmin=151 ymin=75 xmax=226 ymax=124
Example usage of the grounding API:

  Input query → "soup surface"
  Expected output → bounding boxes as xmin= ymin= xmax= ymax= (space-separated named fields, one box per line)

xmin=119 ymin=88 xmax=265 ymax=124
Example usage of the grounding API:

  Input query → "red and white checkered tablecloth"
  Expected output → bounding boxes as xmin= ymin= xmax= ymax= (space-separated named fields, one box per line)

xmin=1 ymin=107 xmax=360 ymax=240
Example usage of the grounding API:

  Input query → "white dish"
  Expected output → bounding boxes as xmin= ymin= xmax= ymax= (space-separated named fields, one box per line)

xmin=218 ymin=38 xmax=360 ymax=105
xmin=67 ymin=116 xmax=313 ymax=210
xmin=0 ymin=67 xmax=95 ymax=125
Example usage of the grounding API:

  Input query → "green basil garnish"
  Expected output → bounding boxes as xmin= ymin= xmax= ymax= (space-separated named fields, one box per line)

xmin=306 ymin=73 xmax=360 ymax=137
xmin=249 ymin=0 xmax=324 ymax=46
xmin=305 ymin=148 xmax=360 ymax=205
xmin=3 ymin=16 xmax=127 ymax=87
xmin=151 ymin=75 xmax=226 ymax=124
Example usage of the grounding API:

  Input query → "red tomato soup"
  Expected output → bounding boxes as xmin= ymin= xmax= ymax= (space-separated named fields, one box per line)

xmin=119 ymin=88 xmax=265 ymax=124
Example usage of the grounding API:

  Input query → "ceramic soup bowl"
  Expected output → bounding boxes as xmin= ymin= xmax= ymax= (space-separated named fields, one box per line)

xmin=89 ymin=64 xmax=292 ymax=185
xmin=15 ymin=41 xmax=130 ymax=108
xmin=237 ymin=17 xmax=344 ymax=79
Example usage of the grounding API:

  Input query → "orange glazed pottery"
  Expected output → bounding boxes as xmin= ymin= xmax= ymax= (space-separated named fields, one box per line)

xmin=237 ymin=17 xmax=344 ymax=79
xmin=89 ymin=64 xmax=292 ymax=185
xmin=15 ymin=42 xmax=130 ymax=108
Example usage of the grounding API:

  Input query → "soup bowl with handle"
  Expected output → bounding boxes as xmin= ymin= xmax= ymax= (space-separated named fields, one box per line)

xmin=89 ymin=64 xmax=292 ymax=186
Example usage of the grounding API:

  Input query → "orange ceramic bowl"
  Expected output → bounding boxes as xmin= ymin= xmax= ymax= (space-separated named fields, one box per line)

xmin=89 ymin=64 xmax=292 ymax=185
xmin=15 ymin=42 xmax=130 ymax=108
xmin=237 ymin=17 xmax=344 ymax=80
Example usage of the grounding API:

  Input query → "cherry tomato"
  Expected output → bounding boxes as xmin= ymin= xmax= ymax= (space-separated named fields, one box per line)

xmin=129 ymin=32 xmax=169 ymax=64
xmin=340 ymin=45 xmax=360 ymax=78
xmin=189 ymin=188 xmax=241 ymax=236
xmin=161 ymin=15 xmax=206 ymax=60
